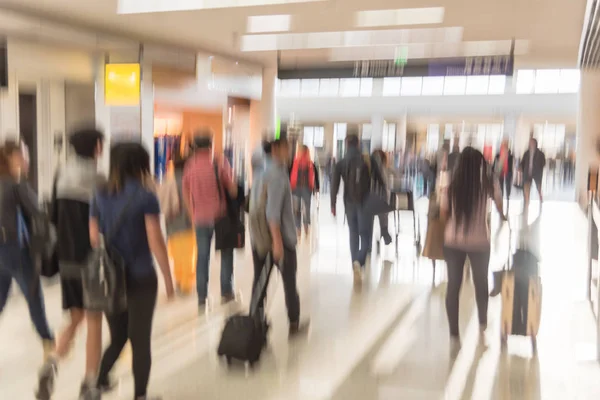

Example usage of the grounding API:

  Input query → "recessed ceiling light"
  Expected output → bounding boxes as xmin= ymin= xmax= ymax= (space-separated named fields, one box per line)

xmin=118 ymin=0 xmax=324 ymax=14
xmin=355 ymin=7 xmax=445 ymax=28
xmin=240 ymin=27 xmax=463 ymax=51
xmin=247 ymin=15 xmax=291 ymax=33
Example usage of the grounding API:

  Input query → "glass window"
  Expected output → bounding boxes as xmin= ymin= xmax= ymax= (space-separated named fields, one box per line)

xmin=422 ymin=77 xmax=444 ymax=95
xmin=313 ymin=126 xmax=325 ymax=147
xmin=362 ymin=123 xmax=372 ymax=139
xmin=516 ymin=70 xmax=535 ymax=94
xmin=443 ymin=76 xmax=466 ymax=95
xmin=334 ymin=122 xmax=347 ymax=140
xmin=382 ymin=77 xmax=401 ymax=96
xmin=487 ymin=75 xmax=506 ymax=94
xmin=359 ymin=78 xmax=373 ymax=97
xmin=534 ymin=69 xmax=560 ymax=94
xmin=444 ymin=123 xmax=453 ymax=139
xmin=401 ymin=77 xmax=422 ymax=96
xmin=319 ymin=78 xmax=340 ymax=97
xmin=340 ymin=78 xmax=361 ymax=97
xmin=426 ymin=124 xmax=440 ymax=152
xmin=279 ymin=79 xmax=300 ymax=97
xmin=383 ymin=122 xmax=396 ymax=151
xmin=558 ymin=69 xmax=580 ymax=93
xmin=303 ymin=126 xmax=314 ymax=147
xmin=465 ymin=76 xmax=489 ymax=95
xmin=300 ymin=79 xmax=319 ymax=97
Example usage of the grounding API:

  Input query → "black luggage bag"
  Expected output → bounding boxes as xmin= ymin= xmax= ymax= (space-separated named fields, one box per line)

xmin=217 ymin=253 xmax=275 ymax=366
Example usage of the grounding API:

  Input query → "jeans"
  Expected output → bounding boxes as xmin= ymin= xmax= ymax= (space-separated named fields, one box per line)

xmin=293 ymin=188 xmax=312 ymax=229
xmin=0 ymin=243 xmax=53 ymax=340
xmin=345 ymin=202 xmax=371 ymax=266
xmin=252 ymin=247 xmax=300 ymax=324
xmin=195 ymin=225 xmax=234 ymax=304
xmin=443 ymin=246 xmax=490 ymax=337
xmin=97 ymin=273 xmax=157 ymax=398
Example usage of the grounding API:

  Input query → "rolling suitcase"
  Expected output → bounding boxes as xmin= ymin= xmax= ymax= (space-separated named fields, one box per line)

xmin=500 ymin=247 xmax=542 ymax=349
xmin=217 ymin=253 xmax=275 ymax=366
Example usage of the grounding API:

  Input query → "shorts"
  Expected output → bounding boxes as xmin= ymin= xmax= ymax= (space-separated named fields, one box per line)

xmin=60 ymin=278 xmax=85 ymax=310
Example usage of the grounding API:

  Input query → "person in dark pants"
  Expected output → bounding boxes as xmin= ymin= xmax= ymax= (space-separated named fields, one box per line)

xmin=493 ymin=138 xmax=514 ymax=213
xmin=331 ymin=135 xmax=385 ymax=285
xmin=520 ymin=138 xmax=546 ymax=218
xmin=250 ymin=138 xmax=302 ymax=334
xmin=440 ymin=147 xmax=505 ymax=349
xmin=90 ymin=143 xmax=175 ymax=400
xmin=0 ymin=142 xmax=54 ymax=355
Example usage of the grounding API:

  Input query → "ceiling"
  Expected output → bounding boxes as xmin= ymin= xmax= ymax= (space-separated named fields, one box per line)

xmin=0 ymin=0 xmax=588 ymax=69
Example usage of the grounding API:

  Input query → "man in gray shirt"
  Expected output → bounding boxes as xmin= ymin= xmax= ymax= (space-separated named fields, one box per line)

xmin=250 ymin=137 xmax=302 ymax=335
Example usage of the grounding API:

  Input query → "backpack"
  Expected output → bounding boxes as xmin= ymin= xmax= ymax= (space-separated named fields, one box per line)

xmin=248 ymin=180 xmax=272 ymax=257
xmin=345 ymin=154 xmax=371 ymax=203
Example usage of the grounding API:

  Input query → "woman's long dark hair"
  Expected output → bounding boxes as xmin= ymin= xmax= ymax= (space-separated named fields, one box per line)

xmin=106 ymin=142 xmax=151 ymax=193
xmin=447 ymin=147 xmax=493 ymax=231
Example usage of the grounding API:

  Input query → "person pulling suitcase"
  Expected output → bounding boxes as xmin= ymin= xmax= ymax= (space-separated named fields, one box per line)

xmin=218 ymin=137 xmax=307 ymax=366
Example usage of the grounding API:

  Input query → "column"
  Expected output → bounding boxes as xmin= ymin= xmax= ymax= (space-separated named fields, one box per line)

xmin=248 ymin=67 xmax=277 ymax=180
xmin=370 ymin=114 xmax=384 ymax=151
xmin=396 ymin=114 xmax=407 ymax=152
xmin=94 ymin=49 xmax=154 ymax=175
xmin=576 ymin=71 xmax=600 ymax=203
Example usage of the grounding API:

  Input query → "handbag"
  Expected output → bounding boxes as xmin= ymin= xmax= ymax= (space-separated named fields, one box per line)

xmin=82 ymin=193 xmax=136 ymax=314
xmin=213 ymin=162 xmax=245 ymax=250
xmin=363 ymin=181 xmax=396 ymax=217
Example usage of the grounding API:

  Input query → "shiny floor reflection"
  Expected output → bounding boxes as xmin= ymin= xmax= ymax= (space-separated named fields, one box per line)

xmin=0 ymin=200 xmax=598 ymax=399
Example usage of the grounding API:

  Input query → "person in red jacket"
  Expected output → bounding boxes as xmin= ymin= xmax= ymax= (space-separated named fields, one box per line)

xmin=290 ymin=145 xmax=318 ymax=237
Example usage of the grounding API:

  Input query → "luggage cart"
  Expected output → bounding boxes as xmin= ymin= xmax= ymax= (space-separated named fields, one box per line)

xmin=391 ymin=189 xmax=421 ymax=256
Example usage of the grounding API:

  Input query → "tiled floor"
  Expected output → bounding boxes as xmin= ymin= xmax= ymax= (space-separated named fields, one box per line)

xmin=0 ymin=198 xmax=599 ymax=399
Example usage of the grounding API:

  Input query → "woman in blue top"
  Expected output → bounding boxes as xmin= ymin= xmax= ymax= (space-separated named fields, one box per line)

xmin=90 ymin=142 xmax=174 ymax=400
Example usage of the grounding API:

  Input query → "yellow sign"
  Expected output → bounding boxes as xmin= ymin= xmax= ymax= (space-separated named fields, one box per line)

xmin=105 ymin=63 xmax=140 ymax=106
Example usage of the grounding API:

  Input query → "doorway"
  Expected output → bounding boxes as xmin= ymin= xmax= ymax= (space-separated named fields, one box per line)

xmin=19 ymin=92 xmax=37 ymax=192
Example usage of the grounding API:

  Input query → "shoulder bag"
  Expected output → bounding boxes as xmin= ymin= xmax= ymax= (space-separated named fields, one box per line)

xmin=83 ymin=192 xmax=136 ymax=314
xmin=213 ymin=162 xmax=245 ymax=250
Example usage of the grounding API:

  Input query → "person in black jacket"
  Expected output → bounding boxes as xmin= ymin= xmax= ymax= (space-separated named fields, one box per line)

xmin=331 ymin=135 xmax=386 ymax=285
xmin=37 ymin=128 xmax=106 ymax=400
xmin=520 ymin=138 xmax=546 ymax=216
xmin=0 ymin=141 xmax=54 ymax=359
xmin=492 ymin=138 xmax=514 ymax=212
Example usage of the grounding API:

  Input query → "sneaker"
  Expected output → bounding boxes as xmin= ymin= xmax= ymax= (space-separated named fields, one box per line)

xmin=289 ymin=320 xmax=310 ymax=338
xmin=352 ymin=261 xmax=362 ymax=285
xmin=221 ymin=293 xmax=236 ymax=305
xmin=79 ymin=381 xmax=102 ymax=400
xmin=96 ymin=377 xmax=117 ymax=393
xmin=42 ymin=339 xmax=55 ymax=362
xmin=36 ymin=359 xmax=57 ymax=400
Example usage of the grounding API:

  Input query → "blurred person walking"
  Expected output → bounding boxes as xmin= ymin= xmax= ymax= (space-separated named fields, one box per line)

xmin=493 ymin=138 xmax=514 ymax=213
xmin=370 ymin=149 xmax=392 ymax=246
xmin=520 ymin=138 xmax=546 ymax=217
xmin=290 ymin=145 xmax=319 ymax=238
xmin=0 ymin=142 xmax=54 ymax=359
xmin=249 ymin=138 xmax=303 ymax=335
xmin=91 ymin=142 xmax=174 ymax=400
xmin=440 ymin=147 xmax=505 ymax=348
xmin=182 ymin=132 xmax=238 ymax=310
xmin=331 ymin=134 xmax=385 ymax=284
xmin=36 ymin=129 xmax=107 ymax=400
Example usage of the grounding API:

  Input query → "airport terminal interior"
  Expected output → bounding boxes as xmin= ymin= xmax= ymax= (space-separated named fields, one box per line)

xmin=1 ymin=0 xmax=600 ymax=399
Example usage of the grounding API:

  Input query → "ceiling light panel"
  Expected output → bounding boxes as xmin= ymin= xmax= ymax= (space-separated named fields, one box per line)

xmin=247 ymin=15 xmax=291 ymax=33
xmin=241 ymin=27 xmax=463 ymax=51
xmin=355 ymin=7 xmax=445 ymax=27
xmin=328 ymin=40 xmax=530 ymax=61
xmin=118 ymin=0 xmax=324 ymax=14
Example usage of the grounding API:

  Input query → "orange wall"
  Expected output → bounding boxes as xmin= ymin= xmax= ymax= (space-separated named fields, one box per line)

xmin=182 ymin=111 xmax=223 ymax=153
xmin=154 ymin=105 xmax=223 ymax=153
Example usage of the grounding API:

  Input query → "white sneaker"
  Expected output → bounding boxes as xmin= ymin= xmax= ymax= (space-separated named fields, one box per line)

xmin=352 ymin=262 xmax=362 ymax=285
